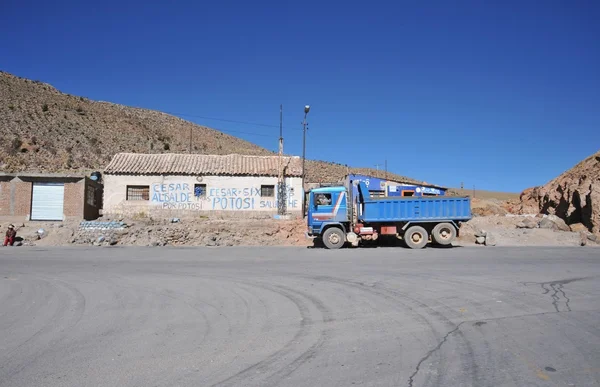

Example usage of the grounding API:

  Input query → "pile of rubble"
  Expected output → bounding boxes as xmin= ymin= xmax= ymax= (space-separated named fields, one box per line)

xmin=68 ymin=217 xmax=310 ymax=247
xmin=515 ymin=214 xmax=597 ymax=246
xmin=474 ymin=229 xmax=496 ymax=246
xmin=459 ymin=214 xmax=599 ymax=247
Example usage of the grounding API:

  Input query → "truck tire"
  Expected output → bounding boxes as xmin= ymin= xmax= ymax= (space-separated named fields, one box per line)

xmin=404 ymin=226 xmax=428 ymax=249
xmin=432 ymin=222 xmax=456 ymax=245
xmin=322 ymin=227 xmax=346 ymax=249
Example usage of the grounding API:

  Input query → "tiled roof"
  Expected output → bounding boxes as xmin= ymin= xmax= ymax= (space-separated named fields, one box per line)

xmin=104 ymin=153 xmax=303 ymax=177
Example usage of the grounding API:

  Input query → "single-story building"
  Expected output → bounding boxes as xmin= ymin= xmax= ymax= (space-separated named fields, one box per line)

xmin=0 ymin=173 xmax=102 ymax=222
xmin=103 ymin=153 xmax=304 ymax=217
xmin=346 ymin=173 xmax=447 ymax=198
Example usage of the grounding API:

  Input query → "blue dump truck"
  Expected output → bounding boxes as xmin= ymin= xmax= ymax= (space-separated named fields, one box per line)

xmin=306 ymin=181 xmax=472 ymax=249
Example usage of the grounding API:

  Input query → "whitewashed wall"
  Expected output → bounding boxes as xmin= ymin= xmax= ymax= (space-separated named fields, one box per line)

xmin=103 ymin=174 xmax=303 ymax=217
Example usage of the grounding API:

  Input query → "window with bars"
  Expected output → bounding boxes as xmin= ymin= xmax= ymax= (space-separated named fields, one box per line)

xmin=260 ymin=185 xmax=275 ymax=197
xmin=194 ymin=184 xmax=207 ymax=197
xmin=126 ymin=185 xmax=150 ymax=201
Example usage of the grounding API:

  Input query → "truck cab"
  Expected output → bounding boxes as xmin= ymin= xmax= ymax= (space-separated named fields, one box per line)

xmin=307 ymin=187 xmax=349 ymax=242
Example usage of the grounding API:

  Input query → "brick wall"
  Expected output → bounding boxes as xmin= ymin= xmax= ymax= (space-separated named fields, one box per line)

xmin=0 ymin=182 xmax=11 ymax=216
xmin=0 ymin=177 xmax=99 ymax=222
xmin=13 ymin=180 xmax=32 ymax=217
xmin=64 ymin=180 xmax=84 ymax=218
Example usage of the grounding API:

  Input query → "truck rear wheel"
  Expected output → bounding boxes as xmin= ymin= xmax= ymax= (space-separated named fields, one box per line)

xmin=404 ymin=226 xmax=428 ymax=249
xmin=432 ymin=222 xmax=456 ymax=245
xmin=322 ymin=227 xmax=345 ymax=249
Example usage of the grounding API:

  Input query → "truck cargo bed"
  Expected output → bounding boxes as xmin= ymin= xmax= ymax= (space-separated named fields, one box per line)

xmin=356 ymin=182 xmax=471 ymax=223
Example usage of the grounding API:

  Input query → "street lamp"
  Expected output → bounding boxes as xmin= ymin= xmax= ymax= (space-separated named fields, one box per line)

xmin=302 ymin=105 xmax=310 ymax=217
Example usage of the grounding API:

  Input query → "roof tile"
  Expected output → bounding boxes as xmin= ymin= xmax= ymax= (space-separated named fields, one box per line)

xmin=104 ymin=153 xmax=303 ymax=177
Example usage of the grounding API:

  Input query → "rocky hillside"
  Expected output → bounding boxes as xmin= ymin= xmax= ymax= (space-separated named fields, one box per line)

xmin=0 ymin=71 xmax=420 ymax=184
xmin=519 ymin=150 xmax=600 ymax=234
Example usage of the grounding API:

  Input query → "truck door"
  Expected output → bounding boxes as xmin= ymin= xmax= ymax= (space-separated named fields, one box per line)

xmin=309 ymin=192 xmax=331 ymax=232
xmin=310 ymin=191 xmax=347 ymax=225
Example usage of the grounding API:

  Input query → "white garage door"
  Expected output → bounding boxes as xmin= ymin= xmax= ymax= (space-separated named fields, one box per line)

xmin=31 ymin=183 xmax=65 ymax=221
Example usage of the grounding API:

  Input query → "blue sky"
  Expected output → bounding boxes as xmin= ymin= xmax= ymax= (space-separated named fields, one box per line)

xmin=2 ymin=0 xmax=599 ymax=192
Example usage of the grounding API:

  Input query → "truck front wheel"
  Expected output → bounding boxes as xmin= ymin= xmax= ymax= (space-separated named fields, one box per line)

xmin=432 ymin=223 xmax=456 ymax=245
xmin=322 ymin=227 xmax=346 ymax=249
xmin=404 ymin=226 xmax=428 ymax=249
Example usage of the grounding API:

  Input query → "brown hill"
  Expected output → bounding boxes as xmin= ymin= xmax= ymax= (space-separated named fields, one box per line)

xmin=519 ymin=150 xmax=600 ymax=233
xmin=446 ymin=188 xmax=519 ymax=201
xmin=0 ymin=71 xmax=420 ymax=184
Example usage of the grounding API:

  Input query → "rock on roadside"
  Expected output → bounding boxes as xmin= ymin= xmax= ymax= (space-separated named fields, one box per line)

xmin=579 ymin=232 xmax=588 ymax=246
xmin=539 ymin=215 xmax=570 ymax=232
xmin=484 ymin=233 xmax=497 ymax=246
xmin=570 ymin=223 xmax=589 ymax=233
xmin=517 ymin=218 xmax=538 ymax=229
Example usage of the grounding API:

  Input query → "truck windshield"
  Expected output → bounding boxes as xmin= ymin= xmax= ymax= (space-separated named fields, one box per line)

xmin=315 ymin=193 xmax=332 ymax=206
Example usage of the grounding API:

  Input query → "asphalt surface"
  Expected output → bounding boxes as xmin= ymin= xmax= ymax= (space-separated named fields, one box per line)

xmin=1 ymin=246 xmax=599 ymax=387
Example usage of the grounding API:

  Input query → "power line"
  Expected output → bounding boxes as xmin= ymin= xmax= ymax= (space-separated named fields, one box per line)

xmin=163 ymin=110 xmax=303 ymax=131
xmin=206 ymin=125 xmax=311 ymax=139
xmin=204 ymin=126 xmax=273 ymax=138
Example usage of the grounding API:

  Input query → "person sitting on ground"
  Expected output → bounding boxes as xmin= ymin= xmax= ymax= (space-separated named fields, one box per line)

xmin=4 ymin=224 xmax=16 ymax=246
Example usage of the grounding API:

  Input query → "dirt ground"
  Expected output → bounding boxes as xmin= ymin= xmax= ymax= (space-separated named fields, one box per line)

xmin=1 ymin=216 xmax=312 ymax=248
xmin=2 ymin=211 xmax=598 ymax=249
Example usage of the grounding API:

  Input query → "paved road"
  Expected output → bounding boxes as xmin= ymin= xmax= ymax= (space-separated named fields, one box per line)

xmin=1 ymin=246 xmax=599 ymax=387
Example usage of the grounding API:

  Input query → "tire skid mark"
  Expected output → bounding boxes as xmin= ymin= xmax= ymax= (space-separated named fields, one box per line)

xmin=261 ymin=283 xmax=334 ymax=386
xmin=0 ymin=278 xmax=25 ymax=317
xmin=301 ymin=275 xmax=448 ymax=387
xmin=0 ymin=275 xmax=86 ymax=381
xmin=390 ymin=273 xmax=538 ymax=316
xmin=101 ymin=274 xmax=217 ymax=346
xmin=90 ymin=272 xmax=283 ymax=387
xmin=229 ymin=286 xmax=253 ymax=327
xmin=0 ymin=279 xmax=29 ymax=330
xmin=187 ymin=282 xmax=276 ymax=386
xmin=302 ymin=275 xmax=484 ymax=387
xmin=236 ymin=283 xmax=274 ymax=333
xmin=127 ymin=270 xmax=333 ymax=387
xmin=382 ymin=282 xmax=487 ymax=387
xmin=422 ymin=286 xmax=495 ymax=386
xmin=372 ymin=281 xmax=482 ymax=387
xmin=208 ymin=279 xmax=330 ymax=387
xmin=90 ymin=274 xmax=237 ymax=387
xmin=381 ymin=274 xmax=551 ymax=387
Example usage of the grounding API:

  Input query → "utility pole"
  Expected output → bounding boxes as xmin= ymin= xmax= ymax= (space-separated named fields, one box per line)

xmin=385 ymin=159 xmax=388 ymax=180
xmin=277 ymin=104 xmax=286 ymax=216
xmin=374 ymin=163 xmax=381 ymax=178
xmin=279 ymin=104 xmax=284 ymax=155
xmin=301 ymin=105 xmax=310 ymax=218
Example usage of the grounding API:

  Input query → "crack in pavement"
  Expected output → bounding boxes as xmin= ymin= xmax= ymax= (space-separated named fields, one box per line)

xmin=541 ymin=283 xmax=572 ymax=312
xmin=404 ymin=308 xmax=600 ymax=387
xmin=407 ymin=322 xmax=466 ymax=387
xmin=522 ymin=277 xmax=589 ymax=312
